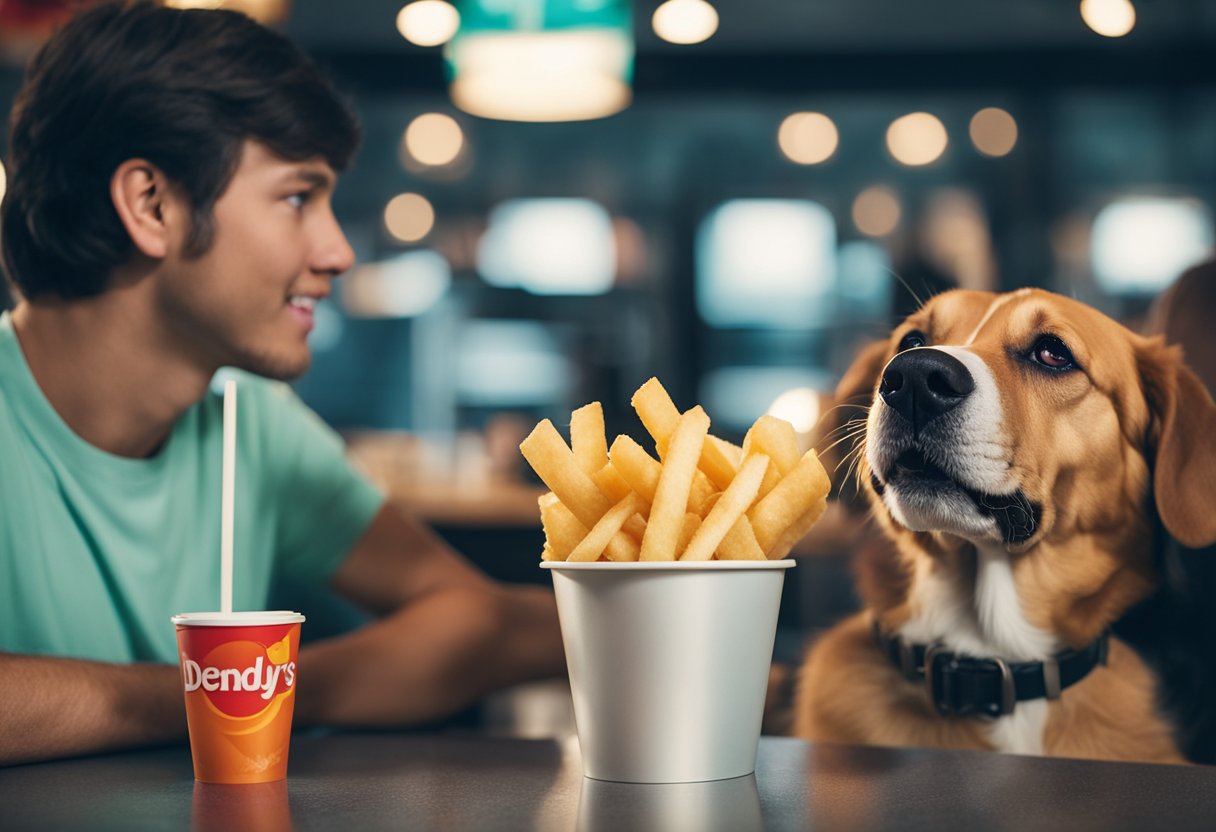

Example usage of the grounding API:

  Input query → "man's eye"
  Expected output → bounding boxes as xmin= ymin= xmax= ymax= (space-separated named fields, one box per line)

xmin=1030 ymin=335 xmax=1076 ymax=371
xmin=286 ymin=193 xmax=307 ymax=209
xmin=897 ymin=331 xmax=927 ymax=352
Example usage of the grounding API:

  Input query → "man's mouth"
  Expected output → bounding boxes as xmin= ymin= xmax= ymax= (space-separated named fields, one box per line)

xmin=287 ymin=295 xmax=318 ymax=312
xmin=878 ymin=448 xmax=1041 ymax=545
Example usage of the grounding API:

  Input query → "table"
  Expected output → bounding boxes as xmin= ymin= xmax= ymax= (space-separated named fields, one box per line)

xmin=3 ymin=733 xmax=1215 ymax=831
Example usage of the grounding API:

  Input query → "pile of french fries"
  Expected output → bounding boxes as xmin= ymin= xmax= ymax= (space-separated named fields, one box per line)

xmin=520 ymin=378 xmax=831 ymax=562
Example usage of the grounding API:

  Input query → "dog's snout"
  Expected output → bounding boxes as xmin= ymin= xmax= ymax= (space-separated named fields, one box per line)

xmin=879 ymin=349 xmax=975 ymax=435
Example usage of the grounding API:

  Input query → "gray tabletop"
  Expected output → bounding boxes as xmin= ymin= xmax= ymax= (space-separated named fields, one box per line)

xmin=3 ymin=733 xmax=1215 ymax=831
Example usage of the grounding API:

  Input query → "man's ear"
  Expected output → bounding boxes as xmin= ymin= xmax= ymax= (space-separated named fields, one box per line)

xmin=1139 ymin=337 xmax=1216 ymax=548
xmin=110 ymin=159 xmax=176 ymax=260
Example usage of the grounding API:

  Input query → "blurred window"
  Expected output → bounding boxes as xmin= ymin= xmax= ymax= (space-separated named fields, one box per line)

xmin=837 ymin=240 xmax=893 ymax=319
xmin=699 ymin=366 xmax=834 ymax=434
xmin=696 ymin=199 xmax=836 ymax=329
xmin=1091 ymin=197 xmax=1214 ymax=295
xmin=455 ymin=320 xmax=572 ymax=406
xmin=342 ymin=250 xmax=452 ymax=318
xmin=477 ymin=199 xmax=616 ymax=295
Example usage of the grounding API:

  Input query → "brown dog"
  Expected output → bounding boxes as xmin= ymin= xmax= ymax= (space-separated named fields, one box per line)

xmin=794 ymin=288 xmax=1216 ymax=763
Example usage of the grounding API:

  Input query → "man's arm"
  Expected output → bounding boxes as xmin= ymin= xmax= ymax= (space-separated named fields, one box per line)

xmin=296 ymin=503 xmax=566 ymax=727
xmin=0 ymin=654 xmax=184 ymax=766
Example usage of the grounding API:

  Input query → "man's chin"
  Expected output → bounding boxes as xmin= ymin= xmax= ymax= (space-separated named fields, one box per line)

xmin=237 ymin=350 xmax=311 ymax=382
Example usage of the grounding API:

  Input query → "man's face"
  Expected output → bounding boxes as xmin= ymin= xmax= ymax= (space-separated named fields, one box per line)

xmin=156 ymin=140 xmax=354 ymax=380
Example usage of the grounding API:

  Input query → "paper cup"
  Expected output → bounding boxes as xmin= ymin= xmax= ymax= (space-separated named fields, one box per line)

xmin=544 ymin=560 xmax=794 ymax=783
xmin=171 ymin=611 xmax=305 ymax=784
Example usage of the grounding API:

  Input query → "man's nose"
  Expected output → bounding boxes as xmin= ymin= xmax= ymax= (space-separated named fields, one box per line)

xmin=879 ymin=349 xmax=975 ymax=436
xmin=313 ymin=212 xmax=355 ymax=277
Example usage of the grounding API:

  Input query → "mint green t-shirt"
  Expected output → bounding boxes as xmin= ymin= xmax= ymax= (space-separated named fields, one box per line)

xmin=0 ymin=312 xmax=384 ymax=664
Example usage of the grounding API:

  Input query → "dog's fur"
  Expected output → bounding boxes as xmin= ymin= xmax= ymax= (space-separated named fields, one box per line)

xmin=794 ymin=288 xmax=1216 ymax=763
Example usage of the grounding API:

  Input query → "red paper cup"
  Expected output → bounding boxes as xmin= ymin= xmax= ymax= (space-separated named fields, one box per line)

xmin=171 ymin=611 xmax=305 ymax=784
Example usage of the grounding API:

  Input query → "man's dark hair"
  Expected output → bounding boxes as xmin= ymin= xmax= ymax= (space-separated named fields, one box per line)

xmin=1 ymin=0 xmax=361 ymax=300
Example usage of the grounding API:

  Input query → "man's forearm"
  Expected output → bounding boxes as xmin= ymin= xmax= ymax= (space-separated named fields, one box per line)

xmin=297 ymin=583 xmax=565 ymax=727
xmin=0 ymin=654 xmax=185 ymax=766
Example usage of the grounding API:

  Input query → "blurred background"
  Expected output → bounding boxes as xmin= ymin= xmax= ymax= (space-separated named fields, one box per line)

xmin=1 ymin=0 xmax=1214 ymax=649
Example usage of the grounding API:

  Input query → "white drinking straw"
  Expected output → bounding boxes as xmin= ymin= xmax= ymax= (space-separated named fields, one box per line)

xmin=220 ymin=379 xmax=237 ymax=614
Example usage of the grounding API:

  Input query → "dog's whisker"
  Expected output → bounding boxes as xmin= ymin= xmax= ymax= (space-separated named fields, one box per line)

xmin=821 ymin=427 xmax=869 ymax=458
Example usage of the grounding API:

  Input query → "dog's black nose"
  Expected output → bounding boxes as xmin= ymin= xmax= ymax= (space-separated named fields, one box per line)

xmin=879 ymin=349 xmax=974 ymax=435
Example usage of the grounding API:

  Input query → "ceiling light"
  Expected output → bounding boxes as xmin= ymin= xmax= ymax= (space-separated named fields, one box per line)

xmin=396 ymin=1 xmax=460 ymax=47
xmin=403 ymin=112 xmax=464 ymax=166
xmin=445 ymin=1 xmax=633 ymax=122
xmin=777 ymin=112 xmax=839 ymax=165
xmin=1080 ymin=0 xmax=1136 ymax=38
xmin=969 ymin=107 xmax=1018 ymax=157
xmin=652 ymin=0 xmax=719 ymax=46
xmin=886 ymin=112 xmax=948 ymax=167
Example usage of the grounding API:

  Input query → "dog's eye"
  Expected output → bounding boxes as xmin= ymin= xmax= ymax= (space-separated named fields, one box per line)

xmin=897 ymin=331 xmax=927 ymax=352
xmin=1030 ymin=336 xmax=1076 ymax=371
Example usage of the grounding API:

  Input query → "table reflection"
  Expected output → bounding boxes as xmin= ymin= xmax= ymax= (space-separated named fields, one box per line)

xmin=576 ymin=772 xmax=762 ymax=832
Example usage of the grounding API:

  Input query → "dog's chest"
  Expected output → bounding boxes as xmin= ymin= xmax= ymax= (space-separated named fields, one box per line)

xmin=898 ymin=544 xmax=1060 ymax=755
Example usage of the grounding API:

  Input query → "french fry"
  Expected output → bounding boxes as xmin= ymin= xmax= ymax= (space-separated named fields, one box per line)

xmin=520 ymin=420 xmax=640 ymax=562
xmin=539 ymin=493 xmax=589 ymax=560
xmin=719 ymin=513 xmax=766 ymax=560
xmin=743 ymin=415 xmax=801 ymax=499
xmin=682 ymin=454 xmax=769 ymax=561
xmin=569 ymin=494 xmax=643 ymax=562
xmin=631 ymin=378 xmax=738 ymax=491
xmin=522 ymin=379 xmax=832 ymax=563
xmin=608 ymin=435 xmax=715 ymax=515
xmin=709 ymin=435 xmax=743 ymax=469
xmin=748 ymin=448 xmax=831 ymax=554
xmin=640 ymin=407 xmax=710 ymax=561
xmin=765 ymin=496 xmax=829 ymax=560
xmin=591 ymin=462 xmax=633 ymax=503
xmin=571 ymin=402 xmax=609 ymax=475
xmin=610 ymin=435 xmax=764 ymax=561
xmin=677 ymin=512 xmax=702 ymax=555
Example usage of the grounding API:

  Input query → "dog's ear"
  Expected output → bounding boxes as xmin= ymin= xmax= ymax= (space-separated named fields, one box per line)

xmin=1139 ymin=338 xmax=1216 ymax=548
xmin=816 ymin=339 xmax=891 ymax=498
xmin=835 ymin=338 xmax=892 ymax=410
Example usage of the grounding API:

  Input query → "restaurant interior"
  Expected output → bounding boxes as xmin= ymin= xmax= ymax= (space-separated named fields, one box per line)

xmin=2 ymin=0 xmax=1215 ymax=737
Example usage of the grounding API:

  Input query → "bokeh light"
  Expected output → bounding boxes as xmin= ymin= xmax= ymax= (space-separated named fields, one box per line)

xmin=777 ymin=112 xmax=839 ymax=165
xmin=396 ymin=1 xmax=460 ymax=47
xmin=652 ymin=0 xmax=720 ymax=45
xmin=852 ymin=186 xmax=902 ymax=237
xmin=886 ymin=112 xmax=948 ymax=166
xmin=1080 ymin=0 xmax=1136 ymax=38
xmin=384 ymin=192 xmax=435 ymax=243
xmin=403 ymin=113 xmax=464 ymax=167
xmin=969 ymin=107 xmax=1018 ymax=157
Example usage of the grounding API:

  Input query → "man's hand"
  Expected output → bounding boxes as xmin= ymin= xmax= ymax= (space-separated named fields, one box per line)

xmin=296 ymin=582 xmax=564 ymax=726
xmin=297 ymin=503 xmax=565 ymax=726
xmin=0 ymin=654 xmax=185 ymax=766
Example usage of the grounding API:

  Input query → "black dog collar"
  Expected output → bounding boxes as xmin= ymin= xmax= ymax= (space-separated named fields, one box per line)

xmin=873 ymin=619 xmax=1109 ymax=718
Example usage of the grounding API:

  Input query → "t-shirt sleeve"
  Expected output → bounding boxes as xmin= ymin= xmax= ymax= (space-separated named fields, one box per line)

xmin=255 ymin=382 xmax=384 ymax=585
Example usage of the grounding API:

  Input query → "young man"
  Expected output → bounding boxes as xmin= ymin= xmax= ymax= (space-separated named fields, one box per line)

xmin=0 ymin=1 xmax=564 ymax=765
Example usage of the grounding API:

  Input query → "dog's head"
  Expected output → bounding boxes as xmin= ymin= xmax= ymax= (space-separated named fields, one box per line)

xmin=840 ymin=288 xmax=1216 ymax=638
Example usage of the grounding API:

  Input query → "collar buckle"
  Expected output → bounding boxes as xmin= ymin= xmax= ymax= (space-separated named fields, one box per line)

xmin=923 ymin=646 xmax=1017 ymax=717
